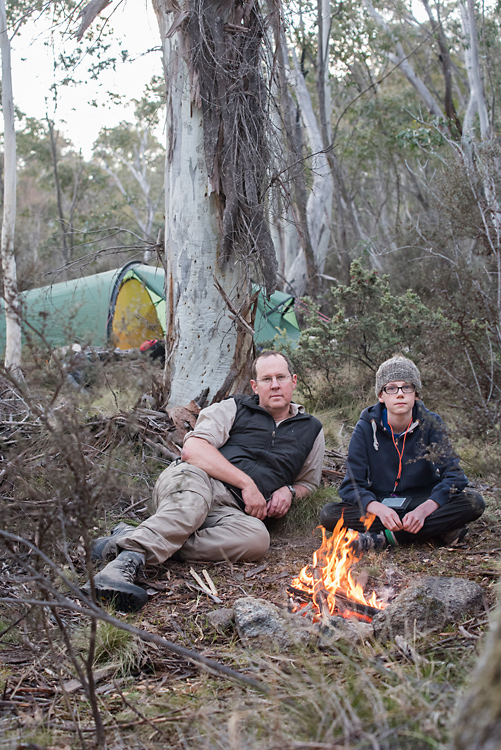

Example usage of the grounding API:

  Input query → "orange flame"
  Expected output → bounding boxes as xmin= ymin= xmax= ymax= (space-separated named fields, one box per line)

xmin=291 ymin=517 xmax=387 ymax=620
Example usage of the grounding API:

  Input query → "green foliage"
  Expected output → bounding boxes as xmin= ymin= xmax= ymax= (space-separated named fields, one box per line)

xmin=284 ymin=260 xmax=436 ymax=406
xmin=396 ymin=120 xmax=447 ymax=150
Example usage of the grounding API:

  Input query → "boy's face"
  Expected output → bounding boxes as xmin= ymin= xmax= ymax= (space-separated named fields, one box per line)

xmin=378 ymin=381 xmax=418 ymax=418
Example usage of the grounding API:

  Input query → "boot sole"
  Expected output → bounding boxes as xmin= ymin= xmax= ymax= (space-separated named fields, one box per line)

xmin=82 ymin=579 xmax=148 ymax=613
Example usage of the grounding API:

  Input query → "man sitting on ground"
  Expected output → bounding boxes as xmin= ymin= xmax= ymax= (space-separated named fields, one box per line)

xmin=83 ymin=351 xmax=325 ymax=611
xmin=320 ymin=356 xmax=484 ymax=551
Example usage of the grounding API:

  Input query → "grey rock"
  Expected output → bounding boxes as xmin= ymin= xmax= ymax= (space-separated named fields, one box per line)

xmin=234 ymin=597 xmax=314 ymax=649
xmin=206 ymin=608 xmax=235 ymax=633
xmin=372 ymin=576 xmax=484 ymax=642
xmin=319 ymin=615 xmax=373 ymax=647
xmin=233 ymin=597 xmax=373 ymax=650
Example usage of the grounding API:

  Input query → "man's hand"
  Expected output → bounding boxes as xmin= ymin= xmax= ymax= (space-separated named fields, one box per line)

xmin=241 ymin=483 xmax=268 ymax=520
xmin=183 ymin=437 xmax=268 ymax=519
xmin=402 ymin=499 xmax=439 ymax=533
xmin=267 ymin=486 xmax=294 ymax=518
xmin=366 ymin=501 xmax=403 ymax=532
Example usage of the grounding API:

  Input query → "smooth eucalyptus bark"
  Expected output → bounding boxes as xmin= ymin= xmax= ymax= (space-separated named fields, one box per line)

xmin=0 ymin=0 xmax=22 ymax=372
xmin=460 ymin=0 xmax=490 ymax=140
xmin=459 ymin=0 xmax=501 ymax=327
xmin=285 ymin=44 xmax=333 ymax=297
xmin=271 ymin=21 xmax=316 ymax=294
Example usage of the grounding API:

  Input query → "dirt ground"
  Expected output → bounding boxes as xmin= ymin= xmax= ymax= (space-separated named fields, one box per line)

xmin=132 ymin=480 xmax=500 ymax=665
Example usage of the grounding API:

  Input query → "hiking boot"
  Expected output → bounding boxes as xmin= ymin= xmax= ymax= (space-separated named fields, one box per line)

xmin=349 ymin=530 xmax=388 ymax=555
xmin=82 ymin=550 xmax=148 ymax=612
xmin=91 ymin=522 xmax=136 ymax=562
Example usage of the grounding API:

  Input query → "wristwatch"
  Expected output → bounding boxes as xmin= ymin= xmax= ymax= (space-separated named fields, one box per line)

xmin=286 ymin=484 xmax=296 ymax=502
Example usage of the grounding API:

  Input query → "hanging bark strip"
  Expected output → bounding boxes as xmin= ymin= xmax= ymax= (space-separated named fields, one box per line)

xmin=187 ymin=0 xmax=278 ymax=294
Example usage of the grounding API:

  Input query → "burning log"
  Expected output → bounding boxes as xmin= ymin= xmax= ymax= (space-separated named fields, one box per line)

xmin=289 ymin=519 xmax=387 ymax=622
xmin=312 ymin=567 xmax=331 ymax=620
xmin=287 ymin=584 xmax=381 ymax=620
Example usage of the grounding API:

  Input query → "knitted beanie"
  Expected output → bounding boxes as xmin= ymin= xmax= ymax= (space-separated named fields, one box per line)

xmin=375 ymin=356 xmax=422 ymax=397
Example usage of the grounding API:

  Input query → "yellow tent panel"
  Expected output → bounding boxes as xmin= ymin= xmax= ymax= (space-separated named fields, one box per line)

xmin=111 ymin=277 xmax=164 ymax=349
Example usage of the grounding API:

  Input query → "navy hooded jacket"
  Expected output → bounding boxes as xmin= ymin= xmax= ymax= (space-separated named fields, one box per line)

xmin=339 ymin=400 xmax=467 ymax=511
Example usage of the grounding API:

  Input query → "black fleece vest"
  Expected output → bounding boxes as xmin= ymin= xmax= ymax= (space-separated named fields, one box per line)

xmin=219 ymin=394 xmax=322 ymax=503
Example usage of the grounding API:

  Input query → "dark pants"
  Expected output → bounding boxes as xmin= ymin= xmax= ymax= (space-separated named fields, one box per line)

xmin=319 ymin=488 xmax=485 ymax=545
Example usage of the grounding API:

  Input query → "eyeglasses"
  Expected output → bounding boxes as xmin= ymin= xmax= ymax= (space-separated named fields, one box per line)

xmin=256 ymin=374 xmax=291 ymax=385
xmin=382 ymin=384 xmax=416 ymax=395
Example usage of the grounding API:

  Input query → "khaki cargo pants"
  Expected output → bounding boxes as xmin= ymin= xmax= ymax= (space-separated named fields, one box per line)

xmin=117 ymin=462 xmax=270 ymax=565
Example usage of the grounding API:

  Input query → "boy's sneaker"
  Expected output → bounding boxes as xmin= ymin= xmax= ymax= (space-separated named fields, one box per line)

xmin=350 ymin=531 xmax=388 ymax=554
xmin=91 ymin=522 xmax=136 ymax=562
xmin=82 ymin=550 xmax=148 ymax=612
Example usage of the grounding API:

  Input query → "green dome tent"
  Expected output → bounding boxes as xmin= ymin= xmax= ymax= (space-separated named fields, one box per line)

xmin=0 ymin=262 xmax=299 ymax=353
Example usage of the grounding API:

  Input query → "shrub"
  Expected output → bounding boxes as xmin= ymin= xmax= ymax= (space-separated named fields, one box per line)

xmin=283 ymin=259 xmax=437 ymax=407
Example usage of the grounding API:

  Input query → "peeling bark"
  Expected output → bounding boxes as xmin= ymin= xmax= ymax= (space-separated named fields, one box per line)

xmin=76 ymin=0 xmax=276 ymax=404
xmin=187 ymin=0 xmax=277 ymax=294
xmin=153 ymin=0 xmax=255 ymax=407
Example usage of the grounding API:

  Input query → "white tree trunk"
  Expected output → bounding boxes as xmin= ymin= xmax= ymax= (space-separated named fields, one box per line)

xmin=285 ymin=46 xmax=333 ymax=296
xmin=459 ymin=0 xmax=490 ymax=140
xmin=0 ymin=0 xmax=22 ymax=373
xmin=100 ymin=131 xmax=157 ymax=239
xmin=152 ymin=0 xmax=253 ymax=406
xmin=270 ymin=190 xmax=300 ymax=285
xmin=363 ymin=0 xmax=445 ymax=120
xmin=457 ymin=0 xmax=500 ymax=322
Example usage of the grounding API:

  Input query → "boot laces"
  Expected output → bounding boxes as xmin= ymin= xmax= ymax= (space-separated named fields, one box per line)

xmin=120 ymin=555 xmax=141 ymax=582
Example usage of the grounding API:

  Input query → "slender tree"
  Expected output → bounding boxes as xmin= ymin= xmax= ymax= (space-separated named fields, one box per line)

xmin=0 ymin=0 xmax=22 ymax=372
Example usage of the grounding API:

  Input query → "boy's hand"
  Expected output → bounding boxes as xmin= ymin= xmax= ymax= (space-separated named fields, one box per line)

xmin=366 ymin=501 xmax=403 ymax=531
xmin=402 ymin=499 xmax=439 ymax=533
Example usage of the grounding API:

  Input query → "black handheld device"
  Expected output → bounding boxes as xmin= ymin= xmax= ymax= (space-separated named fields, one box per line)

xmin=382 ymin=496 xmax=411 ymax=510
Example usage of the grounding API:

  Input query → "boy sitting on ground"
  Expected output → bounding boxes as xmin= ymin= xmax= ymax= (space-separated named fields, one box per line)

xmin=320 ymin=356 xmax=484 ymax=551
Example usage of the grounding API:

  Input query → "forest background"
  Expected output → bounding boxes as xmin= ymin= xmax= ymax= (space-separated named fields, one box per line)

xmin=0 ymin=0 xmax=501 ymax=748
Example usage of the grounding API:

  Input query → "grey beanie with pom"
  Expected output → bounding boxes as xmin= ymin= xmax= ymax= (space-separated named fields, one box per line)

xmin=375 ymin=356 xmax=422 ymax=397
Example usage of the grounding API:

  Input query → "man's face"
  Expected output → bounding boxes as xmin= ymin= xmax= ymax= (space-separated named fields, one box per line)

xmin=378 ymin=381 xmax=417 ymax=416
xmin=251 ymin=354 xmax=297 ymax=417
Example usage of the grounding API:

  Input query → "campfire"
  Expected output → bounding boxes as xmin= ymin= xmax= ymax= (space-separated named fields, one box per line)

xmin=288 ymin=518 xmax=388 ymax=622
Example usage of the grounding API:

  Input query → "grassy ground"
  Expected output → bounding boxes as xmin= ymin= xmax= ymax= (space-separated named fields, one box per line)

xmin=0 ymin=366 xmax=500 ymax=750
